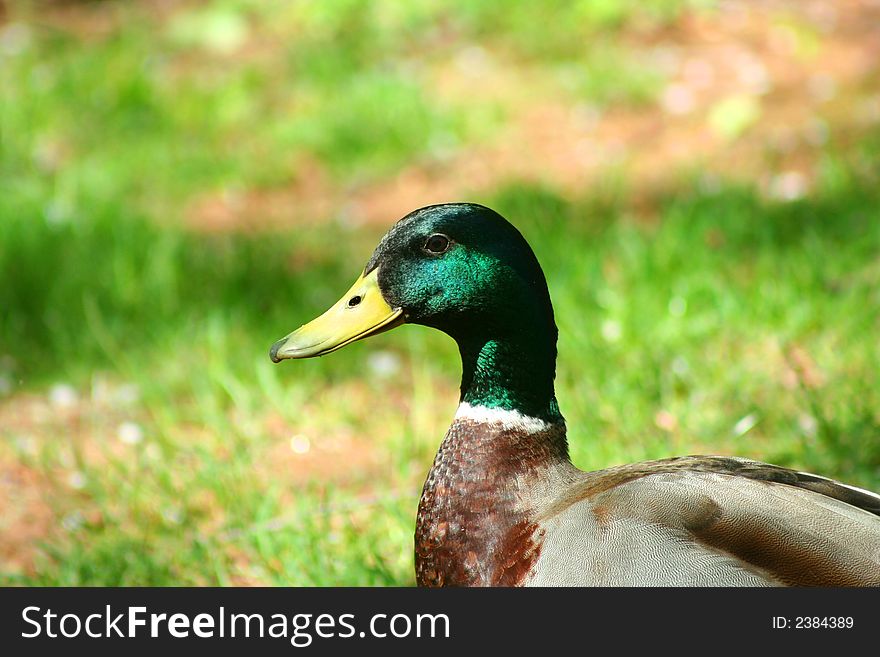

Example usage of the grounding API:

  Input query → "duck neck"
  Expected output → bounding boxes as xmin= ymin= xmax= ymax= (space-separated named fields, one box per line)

xmin=457 ymin=326 xmax=563 ymax=424
xmin=416 ymin=295 xmax=571 ymax=585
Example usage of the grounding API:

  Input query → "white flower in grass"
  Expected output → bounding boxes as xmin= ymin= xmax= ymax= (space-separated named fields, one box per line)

xmin=61 ymin=511 xmax=84 ymax=532
xmin=67 ymin=471 xmax=87 ymax=490
xmin=145 ymin=443 xmax=162 ymax=461
xmin=671 ymin=356 xmax=689 ymax=377
xmin=162 ymin=506 xmax=183 ymax=525
xmin=13 ymin=435 xmax=37 ymax=456
xmin=116 ymin=383 xmax=140 ymax=405
xmin=367 ymin=351 xmax=401 ymax=378
xmin=768 ymin=171 xmax=807 ymax=201
xmin=600 ymin=319 xmax=622 ymax=343
xmin=798 ymin=414 xmax=818 ymax=439
xmin=118 ymin=421 xmax=144 ymax=445
xmin=668 ymin=296 xmax=687 ymax=317
xmin=49 ymin=383 xmax=78 ymax=409
xmin=732 ymin=413 xmax=759 ymax=437
xmin=290 ymin=434 xmax=310 ymax=455
xmin=654 ymin=410 xmax=678 ymax=433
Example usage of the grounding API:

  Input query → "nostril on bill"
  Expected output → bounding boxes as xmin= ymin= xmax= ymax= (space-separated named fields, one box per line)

xmin=347 ymin=295 xmax=362 ymax=308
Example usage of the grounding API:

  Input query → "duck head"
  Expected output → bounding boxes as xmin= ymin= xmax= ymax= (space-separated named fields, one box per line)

xmin=270 ymin=203 xmax=561 ymax=421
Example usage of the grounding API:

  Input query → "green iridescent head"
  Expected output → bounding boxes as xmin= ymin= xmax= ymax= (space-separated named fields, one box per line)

xmin=271 ymin=203 xmax=561 ymax=419
xmin=367 ymin=203 xmax=555 ymax=336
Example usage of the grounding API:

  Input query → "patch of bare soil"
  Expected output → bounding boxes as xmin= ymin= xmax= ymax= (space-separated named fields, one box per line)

xmin=0 ymin=384 xmax=142 ymax=576
xmin=261 ymin=411 xmax=387 ymax=488
xmin=9 ymin=0 xmax=172 ymax=42
xmin=0 ymin=461 xmax=54 ymax=577
xmin=189 ymin=157 xmax=337 ymax=233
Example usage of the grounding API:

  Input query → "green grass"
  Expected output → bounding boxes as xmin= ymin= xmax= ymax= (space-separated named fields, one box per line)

xmin=1 ymin=1 xmax=879 ymax=586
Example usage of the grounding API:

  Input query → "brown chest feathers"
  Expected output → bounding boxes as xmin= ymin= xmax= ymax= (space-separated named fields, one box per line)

xmin=414 ymin=416 xmax=571 ymax=587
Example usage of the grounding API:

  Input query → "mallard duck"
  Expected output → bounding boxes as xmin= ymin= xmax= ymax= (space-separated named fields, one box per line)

xmin=270 ymin=203 xmax=880 ymax=586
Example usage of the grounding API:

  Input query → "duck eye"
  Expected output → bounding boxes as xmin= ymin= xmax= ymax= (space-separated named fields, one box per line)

xmin=424 ymin=234 xmax=451 ymax=255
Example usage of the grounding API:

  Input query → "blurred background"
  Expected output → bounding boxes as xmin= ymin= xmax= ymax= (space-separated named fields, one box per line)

xmin=1 ymin=0 xmax=879 ymax=585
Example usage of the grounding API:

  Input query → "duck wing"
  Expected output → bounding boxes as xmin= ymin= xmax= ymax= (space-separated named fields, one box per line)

xmin=527 ymin=456 xmax=880 ymax=586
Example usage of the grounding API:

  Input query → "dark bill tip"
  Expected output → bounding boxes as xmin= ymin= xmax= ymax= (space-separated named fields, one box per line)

xmin=269 ymin=337 xmax=287 ymax=363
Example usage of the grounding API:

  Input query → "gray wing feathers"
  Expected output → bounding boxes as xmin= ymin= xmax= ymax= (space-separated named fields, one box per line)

xmin=527 ymin=467 xmax=880 ymax=586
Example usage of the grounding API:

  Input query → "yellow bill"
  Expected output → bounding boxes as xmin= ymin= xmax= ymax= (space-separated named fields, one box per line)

xmin=270 ymin=268 xmax=403 ymax=362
